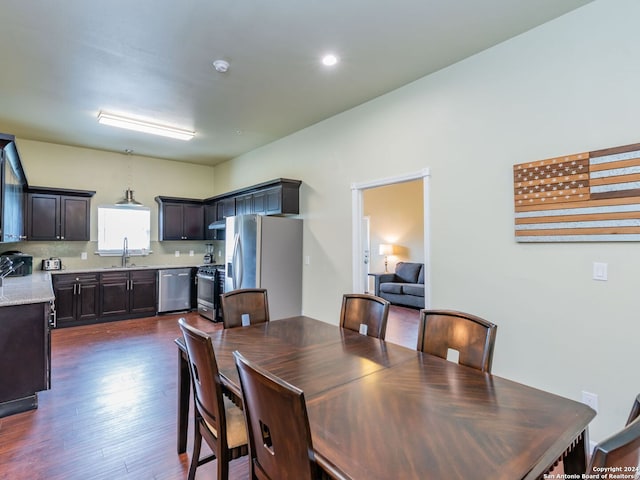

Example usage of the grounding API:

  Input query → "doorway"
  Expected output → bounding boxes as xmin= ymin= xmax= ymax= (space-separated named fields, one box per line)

xmin=351 ymin=169 xmax=431 ymax=306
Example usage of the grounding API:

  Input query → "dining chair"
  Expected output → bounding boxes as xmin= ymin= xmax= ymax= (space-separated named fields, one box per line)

xmin=178 ymin=318 xmax=248 ymax=480
xmin=339 ymin=293 xmax=390 ymax=339
xmin=417 ymin=309 xmax=497 ymax=373
xmin=587 ymin=393 xmax=640 ymax=474
xmin=221 ymin=288 xmax=270 ymax=329
xmin=233 ymin=350 xmax=321 ymax=480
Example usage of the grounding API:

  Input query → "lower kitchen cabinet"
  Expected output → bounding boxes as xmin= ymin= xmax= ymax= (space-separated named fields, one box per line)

xmin=0 ymin=302 xmax=52 ymax=418
xmin=100 ymin=270 xmax=157 ymax=319
xmin=52 ymin=273 xmax=100 ymax=327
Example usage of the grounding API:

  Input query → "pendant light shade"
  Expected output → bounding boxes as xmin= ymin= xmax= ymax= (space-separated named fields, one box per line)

xmin=116 ymin=188 xmax=143 ymax=206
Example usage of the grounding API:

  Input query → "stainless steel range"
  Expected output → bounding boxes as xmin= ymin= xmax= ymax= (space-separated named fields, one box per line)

xmin=196 ymin=265 xmax=224 ymax=321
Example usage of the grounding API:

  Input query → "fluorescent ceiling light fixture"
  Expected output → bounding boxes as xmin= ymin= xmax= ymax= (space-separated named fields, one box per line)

xmin=321 ymin=54 xmax=339 ymax=66
xmin=97 ymin=111 xmax=195 ymax=141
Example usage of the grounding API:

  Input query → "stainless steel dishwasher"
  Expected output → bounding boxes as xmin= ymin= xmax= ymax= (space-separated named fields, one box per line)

xmin=157 ymin=268 xmax=192 ymax=313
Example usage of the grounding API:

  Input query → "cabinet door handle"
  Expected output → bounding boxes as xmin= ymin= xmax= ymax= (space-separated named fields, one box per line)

xmin=49 ymin=302 xmax=57 ymax=328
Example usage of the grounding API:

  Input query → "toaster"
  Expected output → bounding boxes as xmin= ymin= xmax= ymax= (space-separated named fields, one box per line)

xmin=42 ymin=257 xmax=62 ymax=271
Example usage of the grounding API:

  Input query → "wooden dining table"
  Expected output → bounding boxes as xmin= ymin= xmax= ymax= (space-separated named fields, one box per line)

xmin=175 ymin=316 xmax=595 ymax=479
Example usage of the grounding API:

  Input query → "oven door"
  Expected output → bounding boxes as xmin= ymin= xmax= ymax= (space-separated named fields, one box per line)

xmin=196 ymin=273 xmax=216 ymax=321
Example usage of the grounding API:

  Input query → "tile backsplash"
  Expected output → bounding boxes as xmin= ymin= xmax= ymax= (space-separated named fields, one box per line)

xmin=4 ymin=240 xmax=225 ymax=271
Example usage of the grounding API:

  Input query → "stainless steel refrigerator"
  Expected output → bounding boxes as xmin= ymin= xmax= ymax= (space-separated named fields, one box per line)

xmin=225 ymin=214 xmax=302 ymax=320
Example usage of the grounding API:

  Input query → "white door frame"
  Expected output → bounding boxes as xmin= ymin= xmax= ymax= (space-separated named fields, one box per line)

xmin=351 ymin=168 xmax=431 ymax=306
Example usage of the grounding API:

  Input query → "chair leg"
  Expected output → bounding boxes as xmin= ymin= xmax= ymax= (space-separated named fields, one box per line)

xmin=217 ymin=449 xmax=230 ymax=480
xmin=188 ymin=424 xmax=202 ymax=480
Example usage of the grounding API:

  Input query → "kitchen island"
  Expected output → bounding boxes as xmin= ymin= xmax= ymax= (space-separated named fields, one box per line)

xmin=0 ymin=272 xmax=55 ymax=417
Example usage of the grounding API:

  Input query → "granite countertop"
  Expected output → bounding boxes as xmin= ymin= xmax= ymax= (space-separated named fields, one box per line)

xmin=0 ymin=272 xmax=55 ymax=307
xmin=50 ymin=264 xmax=202 ymax=274
xmin=0 ymin=264 xmax=216 ymax=308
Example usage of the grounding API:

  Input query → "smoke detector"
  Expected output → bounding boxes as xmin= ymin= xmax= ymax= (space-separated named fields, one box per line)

xmin=213 ymin=59 xmax=230 ymax=73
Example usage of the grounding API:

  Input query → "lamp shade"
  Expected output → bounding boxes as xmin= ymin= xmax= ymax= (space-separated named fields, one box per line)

xmin=379 ymin=244 xmax=394 ymax=256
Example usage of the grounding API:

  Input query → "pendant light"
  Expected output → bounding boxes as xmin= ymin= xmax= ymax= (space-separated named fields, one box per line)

xmin=116 ymin=149 xmax=143 ymax=206
xmin=116 ymin=188 xmax=143 ymax=206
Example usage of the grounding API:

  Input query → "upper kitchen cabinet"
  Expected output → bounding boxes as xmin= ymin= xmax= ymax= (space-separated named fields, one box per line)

xmin=205 ymin=178 xmax=301 ymax=219
xmin=0 ymin=135 xmax=28 ymax=243
xmin=155 ymin=197 xmax=204 ymax=241
xmin=215 ymin=197 xmax=236 ymax=221
xmin=26 ymin=187 xmax=95 ymax=241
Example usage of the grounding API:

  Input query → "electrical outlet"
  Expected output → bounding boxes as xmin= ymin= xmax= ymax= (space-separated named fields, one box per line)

xmin=174 ymin=250 xmax=180 ymax=257
xmin=189 ymin=250 xmax=194 ymax=257
xmin=81 ymin=252 xmax=87 ymax=260
xmin=581 ymin=391 xmax=599 ymax=412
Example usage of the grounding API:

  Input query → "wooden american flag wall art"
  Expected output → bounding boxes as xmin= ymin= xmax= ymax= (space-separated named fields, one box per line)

xmin=514 ymin=142 xmax=640 ymax=242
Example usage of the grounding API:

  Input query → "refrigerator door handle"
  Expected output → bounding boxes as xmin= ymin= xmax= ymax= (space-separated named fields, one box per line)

xmin=235 ymin=233 xmax=244 ymax=289
xmin=230 ymin=232 xmax=240 ymax=289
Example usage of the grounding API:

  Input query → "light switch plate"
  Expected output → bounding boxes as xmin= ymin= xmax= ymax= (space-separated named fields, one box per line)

xmin=593 ymin=262 xmax=608 ymax=281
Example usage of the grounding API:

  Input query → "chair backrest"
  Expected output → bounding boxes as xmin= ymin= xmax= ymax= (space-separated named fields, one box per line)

xmin=417 ymin=309 xmax=497 ymax=373
xmin=340 ymin=293 xmax=390 ymax=339
xmin=221 ymin=288 xmax=270 ymax=329
xmin=588 ymin=393 xmax=640 ymax=474
xmin=178 ymin=318 xmax=227 ymax=442
xmin=233 ymin=351 xmax=318 ymax=480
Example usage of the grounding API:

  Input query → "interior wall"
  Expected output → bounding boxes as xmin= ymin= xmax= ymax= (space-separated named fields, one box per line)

xmin=11 ymin=139 xmax=218 ymax=268
xmin=213 ymin=0 xmax=638 ymax=442
xmin=363 ymin=179 xmax=424 ymax=273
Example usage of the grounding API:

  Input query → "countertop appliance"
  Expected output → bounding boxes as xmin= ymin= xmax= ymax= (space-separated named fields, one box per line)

xmin=203 ymin=243 xmax=214 ymax=265
xmin=0 ymin=251 xmax=33 ymax=276
xmin=196 ymin=264 xmax=224 ymax=321
xmin=157 ymin=268 xmax=192 ymax=313
xmin=225 ymin=214 xmax=302 ymax=320
xmin=41 ymin=258 xmax=62 ymax=271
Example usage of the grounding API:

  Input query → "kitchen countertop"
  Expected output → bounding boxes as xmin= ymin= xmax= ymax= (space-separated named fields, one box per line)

xmin=0 ymin=272 xmax=55 ymax=307
xmin=49 ymin=264 xmax=201 ymax=274
xmin=0 ymin=264 xmax=225 ymax=308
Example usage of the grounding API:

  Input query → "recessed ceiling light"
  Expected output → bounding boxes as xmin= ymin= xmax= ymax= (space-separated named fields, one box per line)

xmin=321 ymin=54 xmax=339 ymax=67
xmin=213 ymin=59 xmax=230 ymax=73
xmin=97 ymin=111 xmax=195 ymax=141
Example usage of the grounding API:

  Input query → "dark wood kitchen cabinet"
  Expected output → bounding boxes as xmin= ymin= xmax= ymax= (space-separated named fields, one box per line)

xmin=205 ymin=204 xmax=225 ymax=240
xmin=155 ymin=197 xmax=204 ymax=240
xmin=0 ymin=301 xmax=52 ymax=418
xmin=0 ymin=138 xmax=27 ymax=242
xmin=26 ymin=187 xmax=95 ymax=241
xmin=100 ymin=269 xmax=157 ymax=319
xmin=203 ymin=178 xmax=301 ymax=219
xmin=215 ymin=197 xmax=236 ymax=221
xmin=52 ymin=273 xmax=100 ymax=327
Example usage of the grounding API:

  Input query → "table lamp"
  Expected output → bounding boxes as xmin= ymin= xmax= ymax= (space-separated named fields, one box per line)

xmin=378 ymin=244 xmax=395 ymax=272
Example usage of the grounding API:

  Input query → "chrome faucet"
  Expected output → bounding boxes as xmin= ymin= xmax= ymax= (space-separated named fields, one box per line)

xmin=121 ymin=237 xmax=129 ymax=267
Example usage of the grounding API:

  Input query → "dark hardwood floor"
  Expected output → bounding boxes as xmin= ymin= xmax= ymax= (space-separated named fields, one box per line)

xmin=0 ymin=306 xmax=419 ymax=479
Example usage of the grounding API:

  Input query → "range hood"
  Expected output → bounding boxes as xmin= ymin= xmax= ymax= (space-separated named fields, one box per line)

xmin=208 ymin=220 xmax=226 ymax=230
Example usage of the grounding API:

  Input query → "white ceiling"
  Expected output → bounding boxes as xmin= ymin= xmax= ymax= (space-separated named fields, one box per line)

xmin=0 ymin=0 xmax=593 ymax=166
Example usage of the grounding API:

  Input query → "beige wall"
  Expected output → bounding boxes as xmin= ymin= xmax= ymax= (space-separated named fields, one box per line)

xmin=213 ymin=0 xmax=638 ymax=443
xmin=12 ymin=139 xmax=219 ymax=268
xmin=363 ymin=179 xmax=424 ymax=273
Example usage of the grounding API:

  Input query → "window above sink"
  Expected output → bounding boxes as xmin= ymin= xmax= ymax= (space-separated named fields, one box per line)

xmin=97 ymin=205 xmax=151 ymax=256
